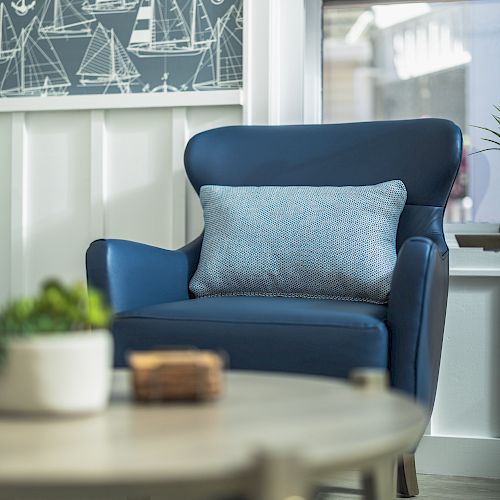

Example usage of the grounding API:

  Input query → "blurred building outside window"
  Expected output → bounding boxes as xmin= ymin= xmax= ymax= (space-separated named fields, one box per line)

xmin=323 ymin=1 xmax=500 ymax=223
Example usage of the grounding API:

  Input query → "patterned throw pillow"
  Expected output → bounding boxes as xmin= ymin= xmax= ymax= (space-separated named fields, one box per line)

xmin=189 ymin=181 xmax=407 ymax=304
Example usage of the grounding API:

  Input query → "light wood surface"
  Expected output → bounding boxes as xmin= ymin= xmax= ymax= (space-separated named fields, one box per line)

xmin=0 ymin=370 xmax=426 ymax=500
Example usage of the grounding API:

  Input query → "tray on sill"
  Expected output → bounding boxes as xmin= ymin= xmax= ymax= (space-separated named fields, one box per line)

xmin=455 ymin=234 xmax=500 ymax=252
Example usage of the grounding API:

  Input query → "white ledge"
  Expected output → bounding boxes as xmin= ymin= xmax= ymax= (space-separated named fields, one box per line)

xmin=0 ymin=90 xmax=243 ymax=113
xmin=416 ymin=435 xmax=500 ymax=479
xmin=449 ymin=247 xmax=500 ymax=277
xmin=450 ymin=268 xmax=500 ymax=277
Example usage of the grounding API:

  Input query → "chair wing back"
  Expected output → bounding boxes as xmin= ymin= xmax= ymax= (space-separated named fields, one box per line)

xmin=185 ymin=119 xmax=463 ymax=253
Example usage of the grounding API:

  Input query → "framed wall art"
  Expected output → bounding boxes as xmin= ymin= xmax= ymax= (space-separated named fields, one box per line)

xmin=0 ymin=0 xmax=243 ymax=98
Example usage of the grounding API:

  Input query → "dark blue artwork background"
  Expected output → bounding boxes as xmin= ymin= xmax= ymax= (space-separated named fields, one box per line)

xmin=0 ymin=0 xmax=243 ymax=95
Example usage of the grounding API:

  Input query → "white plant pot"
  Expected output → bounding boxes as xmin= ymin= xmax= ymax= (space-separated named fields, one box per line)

xmin=0 ymin=330 xmax=113 ymax=415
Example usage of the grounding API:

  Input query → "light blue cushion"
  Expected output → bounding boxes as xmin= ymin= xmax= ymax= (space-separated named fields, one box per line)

xmin=189 ymin=181 xmax=407 ymax=304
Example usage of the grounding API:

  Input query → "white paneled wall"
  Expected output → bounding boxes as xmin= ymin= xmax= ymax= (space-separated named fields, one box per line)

xmin=0 ymin=100 xmax=242 ymax=302
xmin=0 ymin=115 xmax=12 ymax=307
xmin=25 ymin=112 xmax=92 ymax=299
xmin=104 ymin=109 xmax=175 ymax=248
xmin=434 ymin=277 xmax=500 ymax=439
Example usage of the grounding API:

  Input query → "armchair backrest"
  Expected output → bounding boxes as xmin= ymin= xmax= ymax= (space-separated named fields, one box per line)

xmin=184 ymin=119 xmax=463 ymax=254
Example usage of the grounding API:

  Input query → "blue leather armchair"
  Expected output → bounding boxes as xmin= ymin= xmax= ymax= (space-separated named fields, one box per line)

xmin=87 ymin=119 xmax=462 ymax=496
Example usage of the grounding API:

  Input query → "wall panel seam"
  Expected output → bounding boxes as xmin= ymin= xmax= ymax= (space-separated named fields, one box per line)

xmin=90 ymin=110 xmax=106 ymax=241
xmin=10 ymin=112 xmax=26 ymax=298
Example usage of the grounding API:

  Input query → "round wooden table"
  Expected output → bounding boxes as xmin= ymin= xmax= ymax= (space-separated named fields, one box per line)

xmin=0 ymin=370 xmax=426 ymax=500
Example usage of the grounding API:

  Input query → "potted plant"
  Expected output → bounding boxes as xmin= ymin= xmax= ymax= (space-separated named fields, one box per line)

xmin=471 ymin=103 xmax=500 ymax=155
xmin=456 ymin=104 xmax=500 ymax=249
xmin=0 ymin=280 xmax=113 ymax=415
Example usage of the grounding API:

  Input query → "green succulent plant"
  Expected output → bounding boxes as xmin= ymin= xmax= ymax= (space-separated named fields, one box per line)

xmin=0 ymin=280 xmax=112 ymax=366
xmin=471 ymin=104 xmax=500 ymax=154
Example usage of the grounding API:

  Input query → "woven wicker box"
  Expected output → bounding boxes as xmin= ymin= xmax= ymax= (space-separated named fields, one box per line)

xmin=128 ymin=350 xmax=224 ymax=402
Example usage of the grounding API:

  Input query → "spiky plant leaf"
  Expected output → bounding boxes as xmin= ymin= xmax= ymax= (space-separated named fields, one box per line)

xmin=470 ymin=147 xmax=500 ymax=155
xmin=470 ymin=103 xmax=500 ymax=155
xmin=471 ymin=125 xmax=500 ymax=141
xmin=481 ymin=137 xmax=500 ymax=147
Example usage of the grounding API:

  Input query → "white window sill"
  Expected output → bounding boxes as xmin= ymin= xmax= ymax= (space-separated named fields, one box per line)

xmin=0 ymin=90 xmax=243 ymax=113
xmin=445 ymin=223 xmax=500 ymax=277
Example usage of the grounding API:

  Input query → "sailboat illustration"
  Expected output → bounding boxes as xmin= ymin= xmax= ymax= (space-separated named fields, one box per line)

xmin=142 ymin=72 xmax=179 ymax=92
xmin=11 ymin=0 xmax=36 ymax=17
xmin=82 ymin=0 xmax=139 ymax=15
xmin=128 ymin=0 xmax=214 ymax=57
xmin=0 ymin=4 xmax=19 ymax=62
xmin=77 ymin=23 xmax=140 ymax=93
xmin=0 ymin=17 xmax=70 ymax=97
xmin=151 ymin=72 xmax=178 ymax=92
xmin=39 ymin=0 xmax=96 ymax=38
xmin=235 ymin=1 xmax=242 ymax=30
xmin=192 ymin=5 xmax=242 ymax=90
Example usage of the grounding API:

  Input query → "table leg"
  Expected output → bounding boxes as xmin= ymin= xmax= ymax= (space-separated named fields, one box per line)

xmin=362 ymin=457 xmax=397 ymax=500
xmin=253 ymin=449 xmax=309 ymax=500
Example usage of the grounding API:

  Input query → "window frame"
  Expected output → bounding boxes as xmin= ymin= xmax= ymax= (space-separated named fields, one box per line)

xmin=314 ymin=0 xmax=500 ymax=270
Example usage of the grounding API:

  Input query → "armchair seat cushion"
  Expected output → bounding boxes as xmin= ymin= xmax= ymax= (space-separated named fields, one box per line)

xmin=112 ymin=296 xmax=389 ymax=377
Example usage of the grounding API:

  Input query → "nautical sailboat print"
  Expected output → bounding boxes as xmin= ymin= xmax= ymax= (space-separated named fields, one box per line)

xmin=235 ymin=1 xmax=242 ymax=30
xmin=0 ymin=17 xmax=70 ymax=96
xmin=0 ymin=0 xmax=242 ymax=98
xmin=11 ymin=0 xmax=36 ymax=17
xmin=142 ymin=72 xmax=179 ymax=92
xmin=39 ymin=0 xmax=96 ymax=38
xmin=128 ymin=0 xmax=214 ymax=57
xmin=192 ymin=4 xmax=241 ymax=90
xmin=0 ymin=4 xmax=19 ymax=62
xmin=82 ymin=0 xmax=139 ymax=15
xmin=77 ymin=23 xmax=140 ymax=93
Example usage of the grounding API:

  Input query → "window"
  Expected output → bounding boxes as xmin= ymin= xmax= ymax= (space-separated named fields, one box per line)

xmin=322 ymin=1 xmax=500 ymax=223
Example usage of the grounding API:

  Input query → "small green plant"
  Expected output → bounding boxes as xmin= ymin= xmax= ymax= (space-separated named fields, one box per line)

xmin=471 ymin=104 xmax=500 ymax=155
xmin=0 ymin=280 xmax=112 ymax=366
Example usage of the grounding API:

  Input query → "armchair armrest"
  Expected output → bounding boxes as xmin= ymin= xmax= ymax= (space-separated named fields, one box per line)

xmin=86 ymin=236 xmax=203 ymax=314
xmin=387 ymin=237 xmax=449 ymax=412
